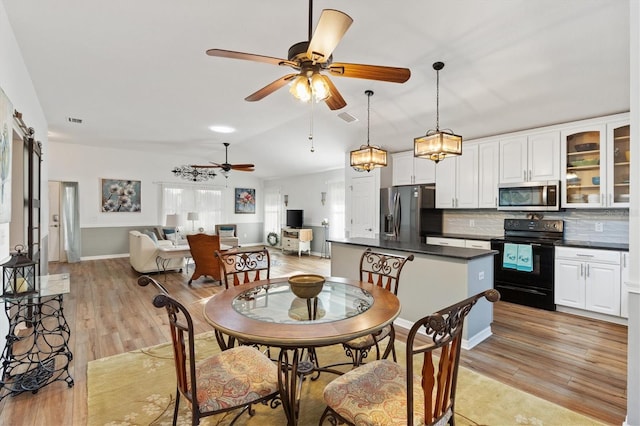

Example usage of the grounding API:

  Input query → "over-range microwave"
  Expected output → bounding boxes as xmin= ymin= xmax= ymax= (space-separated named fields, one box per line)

xmin=497 ymin=181 xmax=560 ymax=211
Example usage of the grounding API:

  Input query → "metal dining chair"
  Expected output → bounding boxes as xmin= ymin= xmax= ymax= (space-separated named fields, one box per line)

xmin=215 ymin=247 xmax=270 ymax=289
xmin=321 ymin=289 xmax=501 ymax=426
xmin=341 ymin=248 xmax=414 ymax=366
xmin=137 ymin=275 xmax=279 ymax=425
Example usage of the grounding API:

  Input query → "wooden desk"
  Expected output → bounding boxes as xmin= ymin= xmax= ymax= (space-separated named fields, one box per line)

xmin=203 ymin=276 xmax=400 ymax=425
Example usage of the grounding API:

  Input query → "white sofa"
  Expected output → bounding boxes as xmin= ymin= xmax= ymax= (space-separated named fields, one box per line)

xmin=129 ymin=230 xmax=185 ymax=274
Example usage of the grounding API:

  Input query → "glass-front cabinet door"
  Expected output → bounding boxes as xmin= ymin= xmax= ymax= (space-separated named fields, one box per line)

xmin=607 ymin=121 xmax=630 ymax=207
xmin=561 ymin=124 xmax=606 ymax=208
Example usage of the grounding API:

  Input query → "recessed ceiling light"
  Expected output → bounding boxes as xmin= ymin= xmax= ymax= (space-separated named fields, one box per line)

xmin=209 ymin=125 xmax=236 ymax=134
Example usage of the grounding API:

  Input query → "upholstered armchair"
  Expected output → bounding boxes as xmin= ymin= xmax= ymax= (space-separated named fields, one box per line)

xmin=128 ymin=230 xmax=184 ymax=274
xmin=215 ymin=224 xmax=240 ymax=248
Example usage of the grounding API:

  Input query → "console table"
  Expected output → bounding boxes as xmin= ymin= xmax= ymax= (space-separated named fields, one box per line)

xmin=0 ymin=273 xmax=74 ymax=400
xmin=281 ymin=228 xmax=313 ymax=256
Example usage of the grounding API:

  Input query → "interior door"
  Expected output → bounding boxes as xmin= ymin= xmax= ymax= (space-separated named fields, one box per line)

xmin=350 ymin=175 xmax=376 ymax=238
xmin=48 ymin=181 xmax=61 ymax=262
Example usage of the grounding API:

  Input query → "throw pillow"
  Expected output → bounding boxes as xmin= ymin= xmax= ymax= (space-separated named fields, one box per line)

xmin=142 ymin=230 xmax=158 ymax=244
xmin=219 ymin=230 xmax=235 ymax=237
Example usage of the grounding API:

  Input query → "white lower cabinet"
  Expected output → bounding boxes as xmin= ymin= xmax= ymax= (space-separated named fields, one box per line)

xmin=555 ymin=247 xmax=621 ymax=316
xmin=426 ymin=237 xmax=490 ymax=250
xmin=621 ymin=251 xmax=630 ymax=318
xmin=426 ymin=237 xmax=466 ymax=247
xmin=465 ymin=240 xmax=491 ymax=249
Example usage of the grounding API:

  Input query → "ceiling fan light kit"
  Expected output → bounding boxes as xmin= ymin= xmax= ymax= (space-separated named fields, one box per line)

xmin=206 ymin=0 xmax=410 ymax=111
xmin=414 ymin=61 xmax=462 ymax=163
xmin=350 ymin=90 xmax=388 ymax=172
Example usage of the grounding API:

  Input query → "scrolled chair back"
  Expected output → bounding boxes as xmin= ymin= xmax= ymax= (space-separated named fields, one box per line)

xmin=359 ymin=247 xmax=415 ymax=295
xmin=215 ymin=247 xmax=270 ymax=289
xmin=406 ymin=288 xmax=501 ymax=426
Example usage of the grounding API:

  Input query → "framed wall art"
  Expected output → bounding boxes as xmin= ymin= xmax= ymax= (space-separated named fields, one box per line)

xmin=234 ymin=188 xmax=255 ymax=214
xmin=0 ymin=87 xmax=13 ymax=224
xmin=101 ymin=179 xmax=141 ymax=212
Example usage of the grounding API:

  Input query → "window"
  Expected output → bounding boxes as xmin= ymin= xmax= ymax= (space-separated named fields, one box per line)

xmin=161 ymin=184 xmax=223 ymax=232
xmin=264 ymin=187 xmax=282 ymax=239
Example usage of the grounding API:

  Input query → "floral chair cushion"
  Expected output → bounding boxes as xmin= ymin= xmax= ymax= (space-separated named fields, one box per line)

xmin=191 ymin=345 xmax=278 ymax=412
xmin=343 ymin=325 xmax=391 ymax=349
xmin=323 ymin=359 xmax=452 ymax=426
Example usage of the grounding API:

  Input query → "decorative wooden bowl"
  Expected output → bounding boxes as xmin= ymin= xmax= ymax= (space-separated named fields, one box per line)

xmin=288 ymin=274 xmax=325 ymax=299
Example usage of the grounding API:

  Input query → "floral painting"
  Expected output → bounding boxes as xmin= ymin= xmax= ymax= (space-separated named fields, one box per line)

xmin=0 ymin=87 xmax=13 ymax=224
xmin=101 ymin=179 xmax=141 ymax=212
xmin=235 ymin=187 xmax=255 ymax=214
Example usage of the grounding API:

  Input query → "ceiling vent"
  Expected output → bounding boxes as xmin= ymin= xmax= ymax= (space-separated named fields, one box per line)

xmin=337 ymin=111 xmax=358 ymax=123
xmin=67 ymin=117 xmax=83 ymax=124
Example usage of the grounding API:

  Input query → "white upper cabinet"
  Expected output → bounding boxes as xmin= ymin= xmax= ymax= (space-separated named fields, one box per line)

xmin=392 ymin=151 xmax=436 ymax=186
xmin=478 ymin=140 xmax=499 ymax=208
xmin=561 ymin=115 xmax=629 ymax=208
xmin=435 ymin=144 xmax=478 ymax=209
xmin=499 ymin=131 xmax=560 ymax=183
xmin=606 ymin=120 xmax=630 ymax=208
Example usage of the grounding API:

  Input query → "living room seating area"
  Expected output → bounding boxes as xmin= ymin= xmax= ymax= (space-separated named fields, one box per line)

xmin=128 ymin=230 xmax=185 ymax=273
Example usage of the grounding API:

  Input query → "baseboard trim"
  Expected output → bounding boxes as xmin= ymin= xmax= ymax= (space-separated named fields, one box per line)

xmin=394 ymin=318 xmax=492 ymax=350
xmin=80 ymin=253 xmax=129 ymax=261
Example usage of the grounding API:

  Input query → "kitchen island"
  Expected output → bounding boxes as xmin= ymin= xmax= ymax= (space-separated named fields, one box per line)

xmin=329 ymin=237 xmax=498 ymax=349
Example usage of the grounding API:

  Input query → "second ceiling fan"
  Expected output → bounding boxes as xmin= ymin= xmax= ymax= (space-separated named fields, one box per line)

xmin=206 ymin=0 xmax=411 ymax=110
xmin=192 ymin=142 xmax=254 ymax=175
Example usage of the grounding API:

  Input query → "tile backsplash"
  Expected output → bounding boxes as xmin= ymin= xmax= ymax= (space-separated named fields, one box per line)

xmin=443 ymin=209 xmax=629 ymax=244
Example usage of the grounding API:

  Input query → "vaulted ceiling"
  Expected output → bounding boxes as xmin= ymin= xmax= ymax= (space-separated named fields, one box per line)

xmin=3 ymin=0 xmax=630 ymax=178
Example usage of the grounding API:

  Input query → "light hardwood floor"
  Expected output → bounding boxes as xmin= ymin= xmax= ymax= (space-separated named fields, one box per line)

xmin=0 ymin=250 xmax=627 ymax=425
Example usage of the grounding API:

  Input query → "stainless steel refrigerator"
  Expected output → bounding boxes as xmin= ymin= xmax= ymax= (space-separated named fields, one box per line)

xmin=380 ymin=185 xmax=443 ymax=243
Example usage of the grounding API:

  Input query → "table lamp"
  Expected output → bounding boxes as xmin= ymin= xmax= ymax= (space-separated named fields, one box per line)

xmin=165 ymin=214 xmax=181 ymax=243
xmin=187 ymin=212 xmax=199 ymax=232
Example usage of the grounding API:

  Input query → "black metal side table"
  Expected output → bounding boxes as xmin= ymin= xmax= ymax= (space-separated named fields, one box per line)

xmin=0 ymin=274 xmax=74 ymax=400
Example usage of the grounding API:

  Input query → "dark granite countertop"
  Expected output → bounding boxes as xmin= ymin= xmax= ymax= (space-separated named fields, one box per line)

xmin=328 ymin=237 xmax=498 ymax=260
xmin=557 ymin=240 xmax=629 ymax=251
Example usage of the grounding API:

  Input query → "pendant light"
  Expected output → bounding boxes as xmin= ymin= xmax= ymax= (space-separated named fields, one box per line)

xmin=414 ymin=61 xmax=462 ymax=163
xmin=350 ymin=90 xmax=388 ymax=172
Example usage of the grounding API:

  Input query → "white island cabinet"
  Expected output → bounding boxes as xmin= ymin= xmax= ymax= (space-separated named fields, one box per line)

xmin=329 ymin=238 xmax=497 ymax=349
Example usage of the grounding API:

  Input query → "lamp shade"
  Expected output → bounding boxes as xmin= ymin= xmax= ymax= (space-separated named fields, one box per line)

xmin=187 ymin=212 xmax=199 ymax=221
xmin=165 ymin=214 xmax=181 ymax=227
xmin=350 ymin=145 xmax=388 ymax=171
xmin=414 ymin=131 xmax=463 ymax=163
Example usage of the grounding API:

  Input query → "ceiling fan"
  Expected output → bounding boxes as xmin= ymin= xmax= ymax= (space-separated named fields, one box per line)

xmin=191 ymin=142 xmax=255 ymax=174
xmin=205 ymin=0 xmax=411 ymax=110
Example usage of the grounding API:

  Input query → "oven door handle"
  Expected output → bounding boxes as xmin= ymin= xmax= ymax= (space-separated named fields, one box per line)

xmin=497 ymin=284 xmax=547 ymax=296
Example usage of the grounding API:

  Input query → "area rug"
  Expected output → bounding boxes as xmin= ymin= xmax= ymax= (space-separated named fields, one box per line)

xmin=87 ymin=332 xmax=603 ymax=425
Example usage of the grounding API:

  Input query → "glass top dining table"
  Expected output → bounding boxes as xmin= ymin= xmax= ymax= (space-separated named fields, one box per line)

xmin=203 ymin=276 xmax=401 ymax=349
xmin=203 ymin=276 xmax=401 ymax=426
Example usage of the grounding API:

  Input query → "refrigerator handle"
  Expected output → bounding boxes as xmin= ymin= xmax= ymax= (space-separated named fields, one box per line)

xmin=393 ymin=192 xmax=401 ymax=238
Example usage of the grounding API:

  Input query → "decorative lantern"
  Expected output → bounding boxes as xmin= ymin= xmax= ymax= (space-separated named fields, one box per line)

xmin=2 ymin=244 xmax=37 ymax=296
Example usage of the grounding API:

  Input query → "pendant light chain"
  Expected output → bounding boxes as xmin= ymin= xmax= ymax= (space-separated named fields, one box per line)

xmin=309 ymin=100 xmax=315 ymax=152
